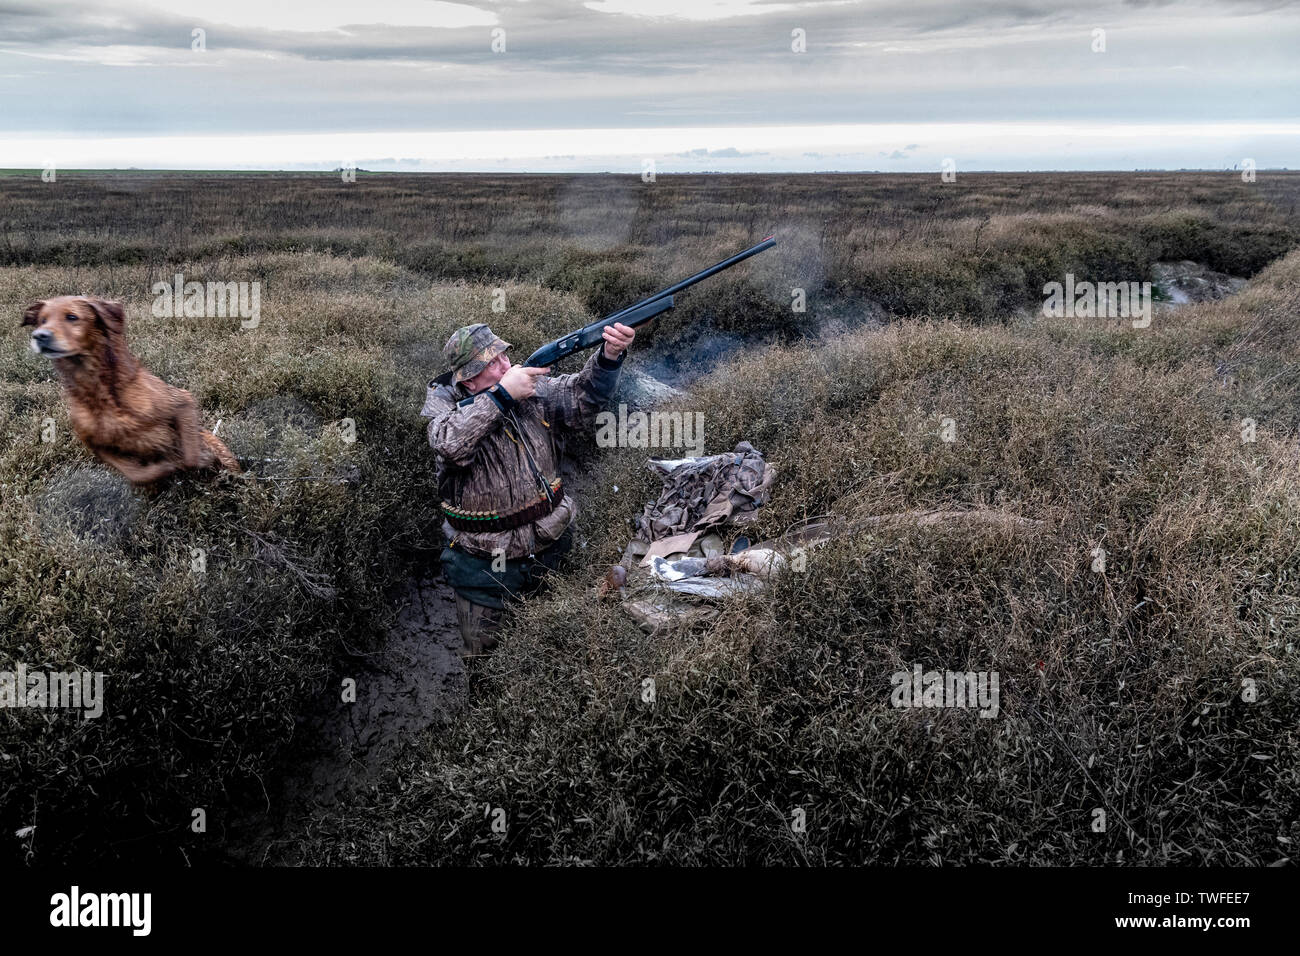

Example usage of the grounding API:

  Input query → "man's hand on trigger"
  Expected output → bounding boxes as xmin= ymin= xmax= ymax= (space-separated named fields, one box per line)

xmin=499 ymin=364 xmax=550 ymax=400
xmin=602 ymin=322 xmax=635 ymax=360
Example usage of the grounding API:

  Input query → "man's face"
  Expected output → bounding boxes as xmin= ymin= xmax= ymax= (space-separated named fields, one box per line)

xmin=462 ymin=352 xmax=510 ymax=394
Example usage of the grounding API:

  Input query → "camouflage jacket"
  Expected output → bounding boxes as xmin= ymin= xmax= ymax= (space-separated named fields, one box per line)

xmin=421 ymin=349 xmax=624 ymax=559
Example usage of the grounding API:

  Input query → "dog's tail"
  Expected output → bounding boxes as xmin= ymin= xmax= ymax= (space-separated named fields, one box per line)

xmin=202 ymin=430 xmax=243 ymax=473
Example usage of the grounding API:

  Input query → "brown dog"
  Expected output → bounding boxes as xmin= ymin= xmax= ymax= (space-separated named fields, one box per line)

xmin=23 ymin=296 xmax=241 ymax=484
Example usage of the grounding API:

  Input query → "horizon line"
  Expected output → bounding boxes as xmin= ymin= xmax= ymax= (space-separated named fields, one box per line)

xmin=0 ymin=166 xmax=1294 ymax=174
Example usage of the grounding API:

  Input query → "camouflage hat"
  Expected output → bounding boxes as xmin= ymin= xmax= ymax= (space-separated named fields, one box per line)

xmin=444 ymin=323 xmax=512 ymax=384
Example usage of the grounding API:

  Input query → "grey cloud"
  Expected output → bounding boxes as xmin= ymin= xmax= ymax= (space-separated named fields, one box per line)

xmin=0 ymin=0 xmax=1296 ymax=147
xmin=674 ymin=147 xmax=768 ymax=158
xmin=0 ymin=0 xmax=1265 ymax=69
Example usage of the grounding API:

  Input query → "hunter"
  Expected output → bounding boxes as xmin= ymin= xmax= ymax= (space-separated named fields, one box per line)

xmin=421 ymin=320 xmax=635 ymax=658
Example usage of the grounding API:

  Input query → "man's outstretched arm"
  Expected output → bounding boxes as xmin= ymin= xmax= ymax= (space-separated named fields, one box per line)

xmin=535 ymin=322 xmax=634 ymax=432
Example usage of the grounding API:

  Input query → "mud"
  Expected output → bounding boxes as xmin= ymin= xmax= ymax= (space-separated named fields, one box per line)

xmin=222 ymin=571 xmax=466 ymax=862
xmin=292 ymin=572 xmax=466 ymax=805
xmin=224 ymin=364 xmax=684 ymax=861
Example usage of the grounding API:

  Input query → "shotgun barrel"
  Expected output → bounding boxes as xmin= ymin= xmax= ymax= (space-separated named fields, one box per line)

xmin=524 ymin=235 xmax=776 ymax=368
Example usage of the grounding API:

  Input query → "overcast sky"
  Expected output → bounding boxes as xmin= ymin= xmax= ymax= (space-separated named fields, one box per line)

xmin=1 ymin=0 xmax=1297 ymax=170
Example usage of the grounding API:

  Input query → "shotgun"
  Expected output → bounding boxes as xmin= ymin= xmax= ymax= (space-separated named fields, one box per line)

xmin=523 ymin=236 xmax=777 ymax=368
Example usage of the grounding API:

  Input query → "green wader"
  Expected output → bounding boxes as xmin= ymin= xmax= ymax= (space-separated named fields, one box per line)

xmin=440 ymin=527 xmax=574 ymax=657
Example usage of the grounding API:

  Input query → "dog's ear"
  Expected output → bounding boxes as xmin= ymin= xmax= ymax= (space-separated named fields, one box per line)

xmin=86 ymin=299 xmax=126 ymax=337
xmin=21 ymin=301 xmax=45 ymax=327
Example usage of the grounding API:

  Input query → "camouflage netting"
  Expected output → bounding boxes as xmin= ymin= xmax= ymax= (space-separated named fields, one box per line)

xmin=632 ymin=441 xmax=775 ymax=542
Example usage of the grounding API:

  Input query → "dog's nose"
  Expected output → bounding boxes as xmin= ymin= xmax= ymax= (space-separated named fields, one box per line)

xmin=32 ymin=328 xmax=52 ymax=344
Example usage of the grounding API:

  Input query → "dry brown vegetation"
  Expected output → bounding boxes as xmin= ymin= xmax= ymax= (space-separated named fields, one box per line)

xmin=1 ymin=171 xmax=1297 ymax=864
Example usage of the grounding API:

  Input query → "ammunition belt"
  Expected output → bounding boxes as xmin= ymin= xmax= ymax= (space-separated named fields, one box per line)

xmin=442 ymin=478 xmax=563 ymax=533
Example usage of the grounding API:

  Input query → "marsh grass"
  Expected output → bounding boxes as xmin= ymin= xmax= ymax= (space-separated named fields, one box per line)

xmin=1 ymin=172 xmax=1297 ymax=863
xmin=288 ymin=260 xmax=1300 ymax=865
